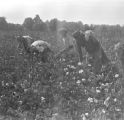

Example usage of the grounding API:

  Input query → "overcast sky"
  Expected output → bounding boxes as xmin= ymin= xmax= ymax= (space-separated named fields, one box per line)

xmin=0 ymin=0 xmax=124 ymax=25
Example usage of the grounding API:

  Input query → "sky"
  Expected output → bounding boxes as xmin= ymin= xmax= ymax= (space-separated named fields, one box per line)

xmin=0 ymin=0 xmax=124 ymax=25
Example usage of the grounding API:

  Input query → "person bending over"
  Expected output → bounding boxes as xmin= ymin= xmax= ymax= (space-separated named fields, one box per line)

xmin=72 ymin=30 xmax=110 ymax=74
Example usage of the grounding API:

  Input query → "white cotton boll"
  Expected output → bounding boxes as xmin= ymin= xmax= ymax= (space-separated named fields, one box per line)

xmin=114 ymin=98 xmax=117 ymax=102
xmin=104 ymin=83 xmax=109 ymax=86
xmin=60 ymin=82 xmax=62 ymax=85
xmin=81 ymin=114 xmax=86 ymax=120
xmin=41 ymin=97 xmax=45 ymax=100
xmin=78 ymin=62 xmax=83 ymax=66
xmin=115 ymin=74 xmax=119 ymax=78
xmin=64 ymin=68 xmax=68 ymax=71
xmin=96 ymin=89 xmax=101 ymax=93
xmin=87 ymin=97 xmax=93 ymax=102
xmin=102 ymin=109 xmax=106 ymax=113
xmin=85 ymin=113 xmax=89 ymax=116
xmin=6 ymin=83 xmax=9 ymax=86
xmin=115 ymin=108 xmax=121 ymax=111
xmin=82 ymin=78 xmax=86 ymax=81
xmin=62 ymin=58 xmax=65 ymax=61
xmin=70 ymin=65 xmax=76 ymax=69
xmin=76 ymin=80 xmax=81 ymax=84
xmin=88 ymin=64 xmax=91 ymax=66
xmin=66 ymin=72 xmax=69 ymax=75
xmin=79 ymin=69 xmax=84 ymax=74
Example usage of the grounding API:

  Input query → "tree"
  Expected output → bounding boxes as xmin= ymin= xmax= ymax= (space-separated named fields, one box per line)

xmin=49 ymin=18 xmax=58 ymax=32
xmin=32 ymin=22 xmax=47 ymax=32
xmin=23 ymin=17 xmax=34 ymax=30
xmin=32 ymin=15 xmax=48 ymax=32
xmin=0 ymin=17 xmax=8 ymax=30
xmin=33 ymin=14 xmax=42 ymax=24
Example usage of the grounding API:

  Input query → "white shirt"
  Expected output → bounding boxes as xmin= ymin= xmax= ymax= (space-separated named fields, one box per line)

xmin=31 ymin=40 xmax=51 ymax=52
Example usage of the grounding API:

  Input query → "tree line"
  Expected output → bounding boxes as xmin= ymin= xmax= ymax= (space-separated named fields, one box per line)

xmin=0 ymin=15 xmax=124 ymax=120
xmin=1 ymin=15 xmax=124 ymax=42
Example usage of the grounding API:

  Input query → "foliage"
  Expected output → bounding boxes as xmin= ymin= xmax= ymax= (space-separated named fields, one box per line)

xmin=0 ymin=15 xmax=124 ymax=120
xmin=0 ymin=43 xmax=123 ymax=120
xmin=0 ymin=17 xmax=8 ymax=30
xmin=49 ymin=18 xmax=59 ymax=32
xmin=23 ymin=17 xmax=34 ymax=30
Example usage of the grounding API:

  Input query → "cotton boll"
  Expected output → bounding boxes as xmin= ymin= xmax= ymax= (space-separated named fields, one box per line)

xmin=79 ymin=69 xmax=84 ymax=74
xmin=115 ymin=74 xmax=119 ymax=78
